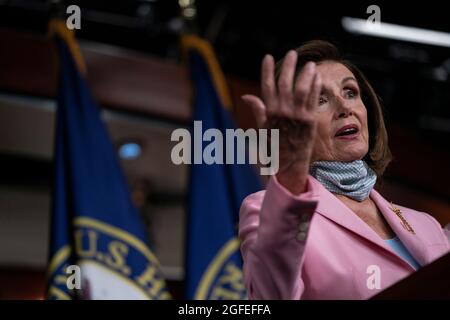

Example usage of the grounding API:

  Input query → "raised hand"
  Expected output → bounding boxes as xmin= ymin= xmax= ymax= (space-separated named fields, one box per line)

xmin=242 ymin=51 xmax=322 ymax=194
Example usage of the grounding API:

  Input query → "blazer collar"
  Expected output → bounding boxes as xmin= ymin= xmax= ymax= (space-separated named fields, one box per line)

xmin=309 ymin=175 xmax=430 ymax=268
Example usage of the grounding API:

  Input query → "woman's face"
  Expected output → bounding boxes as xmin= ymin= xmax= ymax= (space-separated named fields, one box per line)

xmin=311 ymin=61 xmax=369 ymax=162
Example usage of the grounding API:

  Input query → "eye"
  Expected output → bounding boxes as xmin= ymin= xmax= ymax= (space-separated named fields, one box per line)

xmin=319 ymin=95 xmax=328 ymax=105
xmin=344 ymin=87 xmax=358 ymax=99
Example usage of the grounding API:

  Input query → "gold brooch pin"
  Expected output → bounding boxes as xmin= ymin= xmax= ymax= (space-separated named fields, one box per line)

xmin=390 ymin=202 xmax=415 ymax=234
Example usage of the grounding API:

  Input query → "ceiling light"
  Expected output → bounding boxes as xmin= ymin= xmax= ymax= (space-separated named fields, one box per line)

xmin=342 ymin=17 xmax=450 ymax=48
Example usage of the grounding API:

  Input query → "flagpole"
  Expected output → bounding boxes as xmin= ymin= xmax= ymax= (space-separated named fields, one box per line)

xmin=179 ymin=1 xmax=233 ymax=112
xmin=180 ymin=35 xmax=233 ymax=111
xmin=48 ymin=18 xmax=87 ymax=75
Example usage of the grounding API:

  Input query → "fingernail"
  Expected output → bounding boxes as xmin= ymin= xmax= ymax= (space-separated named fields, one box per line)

xmin=306 ymin=61 xmax=316 ymax=72
xmin=287 ymin=50 xmax=297 ymax=58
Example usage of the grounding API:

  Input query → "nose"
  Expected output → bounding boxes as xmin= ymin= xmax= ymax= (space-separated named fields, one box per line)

xmin=334 ymin=96 xmax=353 ymax=119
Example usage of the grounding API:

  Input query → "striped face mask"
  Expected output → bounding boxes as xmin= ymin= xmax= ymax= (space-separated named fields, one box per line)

xmin=309 ymin=160 xmax=377 ymax=202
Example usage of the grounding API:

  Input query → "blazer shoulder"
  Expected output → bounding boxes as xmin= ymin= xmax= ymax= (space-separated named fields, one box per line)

xmin=397 ymin=204 xmax=442 ymax=227
xmin=397 ymin=204 xmax=449 ymax=246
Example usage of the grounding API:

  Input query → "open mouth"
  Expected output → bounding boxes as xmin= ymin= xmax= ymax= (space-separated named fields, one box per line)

xmin=335 ymin=124 xmax=359 ymax=138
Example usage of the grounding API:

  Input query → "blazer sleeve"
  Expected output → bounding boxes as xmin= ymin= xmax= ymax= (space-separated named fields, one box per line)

xmin=239 ymin=175 xmax=318 ymax=300
xmin=444 ymin=224 xmax=450 ymax=245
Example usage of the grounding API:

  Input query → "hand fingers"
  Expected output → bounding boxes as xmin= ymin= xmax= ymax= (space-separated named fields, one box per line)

xmin=293 ymin=62 xmax=316 ymax=107
xmin=306 ymin=73 xmax=322 ymax=112
xmin=241 ymin=94 xmax=267 ymax=129
xmin=277 ymin=50 xmax=298 ymax=108
xmin=260 ymin=54 xmax=277 ymax=111
xmin=306 ymin=73 xmax=322 ymax=114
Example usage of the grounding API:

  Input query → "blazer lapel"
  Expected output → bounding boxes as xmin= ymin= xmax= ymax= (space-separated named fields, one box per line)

xmin=370 ymin=189 xmax=431 ymax=266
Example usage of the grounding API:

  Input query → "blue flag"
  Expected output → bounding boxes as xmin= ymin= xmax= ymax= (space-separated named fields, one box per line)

xmin=46 ymin=35 xmax=171 ymax=300
xmin=183 ymin=36 xmax=262 ymax=299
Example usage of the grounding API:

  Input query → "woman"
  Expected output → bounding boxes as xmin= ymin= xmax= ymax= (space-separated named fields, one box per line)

xmin=239 ymin=40 xmax=450 ymax=299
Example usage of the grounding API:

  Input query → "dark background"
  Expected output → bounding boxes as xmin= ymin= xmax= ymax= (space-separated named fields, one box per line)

xmin=0 ymin=0 xmax=449 ymax=299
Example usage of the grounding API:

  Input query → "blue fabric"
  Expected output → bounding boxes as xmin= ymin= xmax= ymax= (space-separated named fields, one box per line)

xmin=385 ymin=236 xmax=421 ymax=270
xmin=309 ymin=160 xmax=377 ymax=202
xmin=47 ymin=38 xmax=170 ymax=299
xmin=185 ymin=49 xmax=262 ymax=299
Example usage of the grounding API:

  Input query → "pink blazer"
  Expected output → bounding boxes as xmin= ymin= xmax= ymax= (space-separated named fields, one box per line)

xmin=239 ymin=175 xmax=450 ymax=300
